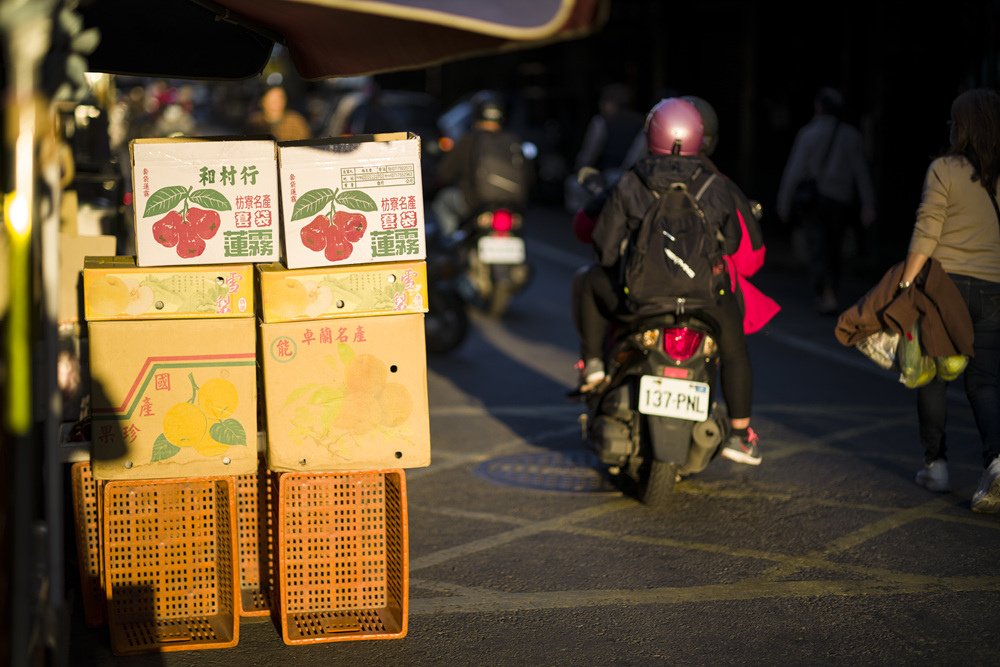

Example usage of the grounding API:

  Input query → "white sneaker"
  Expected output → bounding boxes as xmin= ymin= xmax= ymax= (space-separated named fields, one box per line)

xmin=914 ymin=459 xmax=950 ymax=493
xmin=971 ymin=457 xmax=1000 ymax=514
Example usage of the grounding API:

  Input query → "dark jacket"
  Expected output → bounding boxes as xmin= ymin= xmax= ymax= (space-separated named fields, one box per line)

xmin=435 ymin=127 xmax=483 ymax=196
xmin=592 ymin=154 xmax=756 ymax=270
xmin=834 ymin=259 xmax=974 ymax=357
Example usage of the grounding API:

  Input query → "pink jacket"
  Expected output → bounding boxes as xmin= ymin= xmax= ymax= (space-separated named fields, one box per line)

xmin=724 ymin=210 xmax=781 ymax=334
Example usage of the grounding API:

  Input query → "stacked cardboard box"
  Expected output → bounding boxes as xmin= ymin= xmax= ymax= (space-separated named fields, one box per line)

xmin=80 ymin=137 xmax=281 ymax=654
xmin=77 ymin=133 xmax=428 ymax=652
xmin=258 ymin=134 xmax=428 ymax=643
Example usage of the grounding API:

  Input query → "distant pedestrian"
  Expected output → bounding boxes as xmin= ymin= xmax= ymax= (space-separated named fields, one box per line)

xmin=776 ymin=87 xmax=876 ymax=314
xmin=896 ymin=88 xmax=1000 ymax=512
xmin=245 ymin=85 xmax=311 ymax=142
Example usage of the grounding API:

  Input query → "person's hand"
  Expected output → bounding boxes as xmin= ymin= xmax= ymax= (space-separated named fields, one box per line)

xmin=860 ymin=205 xmax=876 ymax=228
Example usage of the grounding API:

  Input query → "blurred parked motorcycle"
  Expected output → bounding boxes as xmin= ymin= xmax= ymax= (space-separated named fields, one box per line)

xmin=423 ymin=220 xmax=470 ymax=354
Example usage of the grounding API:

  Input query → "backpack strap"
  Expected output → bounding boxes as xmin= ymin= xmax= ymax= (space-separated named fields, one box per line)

xmin=694 ymin=172 xmax=718 ymax=201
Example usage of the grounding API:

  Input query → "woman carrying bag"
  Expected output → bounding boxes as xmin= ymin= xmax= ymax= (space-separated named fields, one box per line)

xmin=898 ymin=89 xmax=1000 ymax=512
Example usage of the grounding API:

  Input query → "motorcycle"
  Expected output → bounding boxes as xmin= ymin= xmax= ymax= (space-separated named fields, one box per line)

xmin=436 ymin=93 xmax=536 ymax=318
xmin=423 ymin=220 xmax=470 ymax=354
xmin=569 ymin=166 xmax=729 ymax=507
xmin=578 ymin=308 xmax=729 ymax=507
xmin=453 ymin=206 xmax=532 ymax=318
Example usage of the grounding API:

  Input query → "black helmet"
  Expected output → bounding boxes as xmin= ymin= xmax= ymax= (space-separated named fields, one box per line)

xmin=681 ymin=95 xmax=719 ymax=156
xmin=471 ymin=90 xmax=505 ymax=124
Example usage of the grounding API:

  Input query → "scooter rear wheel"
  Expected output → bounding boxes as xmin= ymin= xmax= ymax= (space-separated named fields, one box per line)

xmin=638 ymin=459 xmax=678 ymax=509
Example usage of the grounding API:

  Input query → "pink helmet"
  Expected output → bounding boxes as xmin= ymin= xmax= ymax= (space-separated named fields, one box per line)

xmin=645 ymin=97 xmax=704 ymax=156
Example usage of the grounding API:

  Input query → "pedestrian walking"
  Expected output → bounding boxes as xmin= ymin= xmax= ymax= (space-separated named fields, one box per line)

xmin=776 ymin=86 xmax=877 ymax=314
xmin=896 ymin=88 xmax=1000 ymax=512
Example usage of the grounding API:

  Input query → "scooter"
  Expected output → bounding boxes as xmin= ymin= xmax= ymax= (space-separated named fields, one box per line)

xmin=454 ymin=206 xmax=532 ymax=318
xmin=578 ymin=307 xmax=729 ymax=507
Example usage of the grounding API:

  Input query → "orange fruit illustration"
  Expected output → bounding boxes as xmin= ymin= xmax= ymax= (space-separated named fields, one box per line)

xmin=198 ymin=377 xmax=239 ymax=421
xmin=344 ymin=354 xmax=388 ymax=394
xmin=88 ymin=275 xmax=131 ymax=316
xmin=163 ymin=401 xmax=208 ymax=447
xmin=378 ymin=382 xmax=413 ymax=427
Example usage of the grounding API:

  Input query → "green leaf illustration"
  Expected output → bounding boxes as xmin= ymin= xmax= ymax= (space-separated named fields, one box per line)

xmin=309 ymin=385 xmax=345 ymax=405
xmin=151 ymin=433 xmax=181 ymax=462
xmin=337 ymin=343 xmax=355 ymax=366
xmin=189 ymin=188 xmax=232 ymax=211
xmin=335 ymin=189 xmax=377 ymax=212
xmin=143 ymin=186 xmax=188 ymax=218
xmin=210 ymin=419 xmax=247 ymax=446
xmin=291 ymin=188 xmax=336 ymax=221
xmin=284 ymin=383 xmax=323 ymax=409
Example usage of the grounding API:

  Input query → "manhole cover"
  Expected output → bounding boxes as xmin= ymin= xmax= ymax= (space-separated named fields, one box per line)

xmin=474 ymin=450 xmax=618 ymax=494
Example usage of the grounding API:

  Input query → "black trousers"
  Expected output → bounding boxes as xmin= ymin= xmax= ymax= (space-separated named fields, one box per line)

xmin=577 ymin=263 xmax=753 ymax=419
xmin=918 ymin=274 xmax=1000 ymax=468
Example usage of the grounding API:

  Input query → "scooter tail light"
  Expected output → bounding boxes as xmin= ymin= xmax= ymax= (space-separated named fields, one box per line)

xmin=491 ymin=208 xmax=514 ymax=233
xmin=662 ymin=326 xmax=704 ymax=361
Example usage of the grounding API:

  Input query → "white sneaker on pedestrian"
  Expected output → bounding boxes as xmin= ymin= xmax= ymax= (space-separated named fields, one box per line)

xmin=971 ymin=457 xmax=1000 ymax=514
xmin=914 ymin=459 xmax=950 ymax=493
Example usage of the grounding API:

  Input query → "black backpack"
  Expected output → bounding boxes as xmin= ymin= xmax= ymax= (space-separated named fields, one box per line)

xmin=468 ymin=130 xmax=531 ymax=210
xmin=620 ymin=169 xmax=725 ymax=314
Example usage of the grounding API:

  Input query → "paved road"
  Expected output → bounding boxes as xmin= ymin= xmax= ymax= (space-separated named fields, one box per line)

xmin=67 ymin=205 xmax=1000 ymax=666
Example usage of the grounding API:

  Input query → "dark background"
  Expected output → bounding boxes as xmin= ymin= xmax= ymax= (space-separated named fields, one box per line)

xmin=369 ymin=0 xmax=1000 ymax=273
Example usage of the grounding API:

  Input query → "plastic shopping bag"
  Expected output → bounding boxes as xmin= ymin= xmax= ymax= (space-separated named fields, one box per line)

xmin=855 ymin=330 xmax=899 ymax=370
xmin=897 ymin=323 xmax=936 ymax=389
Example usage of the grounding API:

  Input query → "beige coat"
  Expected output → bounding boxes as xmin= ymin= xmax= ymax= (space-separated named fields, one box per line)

xmin=910 ymin=156 xmax=1000 ymax=283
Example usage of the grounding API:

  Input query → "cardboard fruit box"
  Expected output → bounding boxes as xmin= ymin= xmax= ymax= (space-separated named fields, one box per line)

xmin=83 ymin=256 xmax=254 ymax=320
xmin=88 ymin=318 xmax=258 ymax=479
xmin=259 ymin=312 xmax=430 ymax=472
xmin=257 ymin=260 xmax=428 ymax=323
xmin=60 ymin=233 xmax=118 ymax=325
xmin=278 ymin=133 xmax=426 ymax=269
xmin=131 ymin=138 xmax=280 ymax=267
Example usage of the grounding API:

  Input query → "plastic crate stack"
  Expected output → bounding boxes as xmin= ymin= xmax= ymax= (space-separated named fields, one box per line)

xmin=74 ymin=133 xmax=429 ymax=654
xmin=257 ymin=135 xmax=430 ymax=644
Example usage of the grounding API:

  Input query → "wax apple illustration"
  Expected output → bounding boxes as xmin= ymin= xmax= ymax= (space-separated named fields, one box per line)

xmin=292 ymin=188 xmax=377 ymax=262
xmin=144 ymin=185 xmax=231 ymax=258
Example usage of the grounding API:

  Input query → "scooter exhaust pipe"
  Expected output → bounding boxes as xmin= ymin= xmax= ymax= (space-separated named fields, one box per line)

xmin=679 ymin=416 xmax=725 ymax=475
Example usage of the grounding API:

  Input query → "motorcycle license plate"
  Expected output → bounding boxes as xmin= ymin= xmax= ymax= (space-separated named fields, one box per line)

xmin=477 ymin=235 xmax=525 ymax=264
xmin=638 ymin=375 xmax=710 ymax=422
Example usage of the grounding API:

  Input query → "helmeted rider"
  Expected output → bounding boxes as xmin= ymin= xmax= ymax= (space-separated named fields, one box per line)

xmin=431 ymin=90 xmax=529 ymax=237
xmin=574 ymin=96 xmax=766 ymax=465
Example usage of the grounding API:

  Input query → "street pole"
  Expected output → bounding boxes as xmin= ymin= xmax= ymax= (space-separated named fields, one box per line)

xmin=0 ymin=0 xmax=57 ymax=665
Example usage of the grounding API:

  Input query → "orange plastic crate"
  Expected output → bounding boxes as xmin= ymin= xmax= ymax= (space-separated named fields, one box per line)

xmin=102 ymin=476 xmax=239 ymax=655
xmin=276 ymin=469 xmax=408 ymax=645
xmin=235 ymin=461 xmax=274 ymax=616
xmin=70 ymin=461 xmax=106 ymax=627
